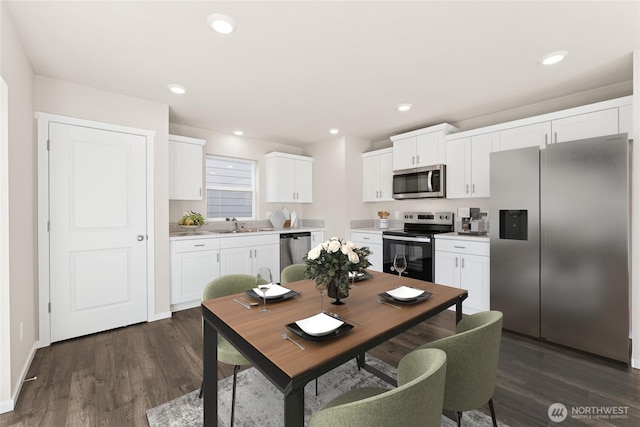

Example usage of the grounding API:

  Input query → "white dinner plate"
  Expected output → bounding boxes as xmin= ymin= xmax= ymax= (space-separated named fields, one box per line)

xmin=252 ymin=284 xmax=291 ymax=299
xmin=295 ymin=313 xmax=344 ymax=336
xmin=385 ymin=286 xmax=426 ymax=301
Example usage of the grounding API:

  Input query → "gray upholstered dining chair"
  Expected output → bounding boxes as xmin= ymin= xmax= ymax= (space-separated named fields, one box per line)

xmin=415 ymin=310 xmax=503 ymax=427
xmin=199 ymin=274 xmax=257 ymax=427
xmin=280 ymin=263 xmax=307 ymax=284
xmin=307 ymin=348 xmax=447 ymax=427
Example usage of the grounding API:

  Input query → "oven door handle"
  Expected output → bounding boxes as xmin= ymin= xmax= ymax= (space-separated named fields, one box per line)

xmin=427 ymin=170 xmax=433 ymax=192
xmin=383 ymin=235 xmax=432 ymax=243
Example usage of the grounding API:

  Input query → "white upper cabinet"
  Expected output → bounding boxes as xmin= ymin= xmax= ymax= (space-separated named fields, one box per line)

xmin=362 ymin=148 xmax=393 ymax=202
xmin=446 ymin=132 xmax=497 ymax=199
xmin=551 ymin=107 xmax=618 ymax=144
xmin=265 ymin=152 xmax=313 ymax=203
xmin=497 ymin=100 xmax=630 ymax=151
xmin=391 ymin=123 xmax=458 ymax=171
xmin=169 ymin=134 xmax=206 ymax=200
xmin=499 ymin=122 xmax=551 ymax=151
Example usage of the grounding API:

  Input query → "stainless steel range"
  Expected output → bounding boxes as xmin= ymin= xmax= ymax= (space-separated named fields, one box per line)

xmin=382 ymin=212 xmax=454 ymax=282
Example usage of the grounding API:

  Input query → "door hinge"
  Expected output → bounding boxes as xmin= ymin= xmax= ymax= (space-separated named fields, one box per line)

xmin=48 ymin=302 xmax=51 ymax=313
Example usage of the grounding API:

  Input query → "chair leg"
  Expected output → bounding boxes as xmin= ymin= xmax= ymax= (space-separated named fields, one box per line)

xmin=198 ymin=378 xmax=204 ymax=399
xmin=315 ymin=378 xmax=318 ymax=396
xmin=231 ymin=365 xmax=240 ymax=427
xmin=456 ymin=411 xmax=462 ymax=427
xmin=488 ymin=398 xmax=498 ymax=427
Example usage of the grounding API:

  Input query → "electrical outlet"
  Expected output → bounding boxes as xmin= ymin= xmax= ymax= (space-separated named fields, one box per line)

xmin=19 ymin=322 xmax=23 ymax=341
xmin=394 ymin=211 xmax=400 ymax=219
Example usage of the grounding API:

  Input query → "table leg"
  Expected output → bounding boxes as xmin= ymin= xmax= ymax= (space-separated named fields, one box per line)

xmin=455 ymin=297 xmax=463 ymax=324
xmin=284 ymin=387 xmax=305 ymax=427
xmin=203 ymin=320 xmax=218 ymax=427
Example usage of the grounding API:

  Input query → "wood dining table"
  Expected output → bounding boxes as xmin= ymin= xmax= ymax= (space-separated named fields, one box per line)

xmin=201 ymin=271 xmax=468 ymax=427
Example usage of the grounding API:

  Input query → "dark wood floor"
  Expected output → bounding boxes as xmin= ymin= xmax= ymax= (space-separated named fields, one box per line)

xmin=2 ymin=307 xmax=639 ymax=426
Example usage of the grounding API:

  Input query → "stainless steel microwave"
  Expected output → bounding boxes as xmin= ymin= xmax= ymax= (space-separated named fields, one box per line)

xmin=392 ymin=164 xmax=446 ymax=199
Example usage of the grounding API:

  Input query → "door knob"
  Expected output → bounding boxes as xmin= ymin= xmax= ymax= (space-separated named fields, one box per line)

xmin=137 ymin=235 xmax=145 ymax=241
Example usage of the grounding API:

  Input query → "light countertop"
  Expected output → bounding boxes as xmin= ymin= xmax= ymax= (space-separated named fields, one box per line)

xmin=435 ymin=232 xmax=490 ymax=242
xmin=170 ymin=226 xmax=324 ymax=241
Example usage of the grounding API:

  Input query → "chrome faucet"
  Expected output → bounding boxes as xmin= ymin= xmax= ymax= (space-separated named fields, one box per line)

xmin=226 ymin=217 xmax=238 ymax=230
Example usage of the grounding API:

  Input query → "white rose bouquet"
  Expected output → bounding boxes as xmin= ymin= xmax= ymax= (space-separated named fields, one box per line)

xmin=304 ymin=237 xmax=371 ymax=298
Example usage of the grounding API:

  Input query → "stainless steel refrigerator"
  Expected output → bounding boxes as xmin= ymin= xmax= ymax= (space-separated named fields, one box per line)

xmin=490 ymin=134 xmax=630 ymax=363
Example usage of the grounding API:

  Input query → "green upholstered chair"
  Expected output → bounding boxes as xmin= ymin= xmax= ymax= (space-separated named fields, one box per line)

xmin=415 ymin=310 xmax=503 ymax=427
xmin=199 ymin=274 xmax=257 ymax=427
xmin=280 ymin=263 xmax=307 ymax=284
xmin=307 ymin=348 xmax=447 ymax=427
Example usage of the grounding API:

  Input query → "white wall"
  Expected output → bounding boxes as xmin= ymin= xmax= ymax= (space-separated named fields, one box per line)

xmin=632 ymin=50 xmax=639 ymax=369
xmin=34 ymin=76 xmax=171 ymax=317
xmin=0 ymin=3 xmax=37 ymax=412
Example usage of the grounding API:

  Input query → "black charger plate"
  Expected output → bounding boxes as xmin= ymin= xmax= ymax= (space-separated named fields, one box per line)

xmin=377 ymin=290 xmax=433 ymax=305
xmin=285 ymin=321 xmax=354 ymax=342
xmin=245 ymin=288 xmax=300 ymax=302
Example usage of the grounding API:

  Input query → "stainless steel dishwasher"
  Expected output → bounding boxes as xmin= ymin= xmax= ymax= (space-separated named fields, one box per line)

xmin=279 ymin=232 xmax=311 ymax=273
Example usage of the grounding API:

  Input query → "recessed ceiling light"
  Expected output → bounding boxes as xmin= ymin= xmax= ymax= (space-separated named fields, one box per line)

xmin=329 ymin=128 xmax=340 ymax=135
xmin=540 ymin=50 xmax=568 ymax=65
xmin=234 ymin=130 xmax=244 ymax=136
xmin=397 ymin=103 xmax=412 ymax=112
xmin=207 ymin=13 xmax=237 ymax=34
xmin=167 ymin=84 xmax=186 ymax=95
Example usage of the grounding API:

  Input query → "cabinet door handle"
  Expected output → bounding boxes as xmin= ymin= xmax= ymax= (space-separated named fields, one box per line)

xmin=199 ymin=188 xmax=202 ymax=197
xmin=545 ymin=133 xmax=548 ymax=145
xmin=554 ymin=132 xmax=557 ymax=144
xmin=412 ymin=156 xmax=415 ymax=165
xmin=217 ymin=253 xmax=220 ymax=262
xmin=461 ymin=257 xmax=465 ymax=268
xmin=466 ymin=184 xmax=469 ymax=194
xmin=416 ymin=155 xmax=420 ymax=164
xmin=249 ymin=249 xmax=253 ymax=259
xmin=455 ymin=257 xmax=459 ymax=268
xmin=194 ymin=244 xmax=205 ymax=247
xmin=379 ymin=190 xmax=382 ymax=198
xmin=254 ymin=249 xmax=257 ymax=257
xmin=454 ymin=246 xmax=466 ymax=249
xmin=472 ymin=184 xmax=476 ymax=194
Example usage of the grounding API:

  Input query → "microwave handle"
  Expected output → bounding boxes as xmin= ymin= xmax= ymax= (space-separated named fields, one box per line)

xmin=427 ymin=171 xmax=433 ymax=192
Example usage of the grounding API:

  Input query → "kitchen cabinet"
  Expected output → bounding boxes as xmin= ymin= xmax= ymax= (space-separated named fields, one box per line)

xmin=220 ymin=234 xmax=281 ymax=282
xmin=311 ymin=230 xmax=324 ymax=245
xmin=362 ymin=148 xmax=393 ymax=202
xmin=499 ymin=122 xmax=551 ymax=151
xmin=435 ymin=237 xmax=489 ymax=314
xmin=265 ymin=152 xmax=313 ymax=203
xmin=170 ymin=237 xmax=220 ymax=311
xmin=169 ymin=134 xmax=206 ymax=200
xmin=498 ymin=106 xmax=622 ymax=150
xmin=446 ymin=132 xmax=497 ymax=199
xmin=350 ymin=231 xmax=383 ymax=272
xmin=390 ymin=123 xmax=459 ymax=171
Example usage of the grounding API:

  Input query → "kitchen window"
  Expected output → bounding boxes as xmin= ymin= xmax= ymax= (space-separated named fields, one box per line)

xmin=205 ymin=155 xmax=255 ymax=220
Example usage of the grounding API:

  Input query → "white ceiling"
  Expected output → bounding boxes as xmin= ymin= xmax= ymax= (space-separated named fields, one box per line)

xmin=5 ymin=0 xmax=639 ymax=146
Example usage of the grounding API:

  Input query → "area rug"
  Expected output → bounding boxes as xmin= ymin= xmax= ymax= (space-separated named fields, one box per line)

xmin=147 ymin=355 xmax=507 ymax=427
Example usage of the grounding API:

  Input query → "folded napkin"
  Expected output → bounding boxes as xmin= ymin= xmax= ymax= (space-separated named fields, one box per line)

xmin=252 ymin=284 xmax=291 ymax=298
xmin=295 ymin=312 xmax=343 ymax=336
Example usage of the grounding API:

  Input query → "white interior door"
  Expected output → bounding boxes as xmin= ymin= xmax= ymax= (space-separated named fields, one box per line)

xmin=49 ymin=122 xmax=147 ymax=342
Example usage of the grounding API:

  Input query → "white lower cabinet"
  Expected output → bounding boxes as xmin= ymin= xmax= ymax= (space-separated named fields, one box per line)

xmin=435 ymin=237 xmax=489 ymax=314
xmin=171 ymin=238 xmax=220 ymax=311
xmin=311 ymin=231 xmax=325 ymax=246
xmin=350 ymin=231 xmax=383 ymax=272
xmin=220 ymin=234 xmax=281 ymax=283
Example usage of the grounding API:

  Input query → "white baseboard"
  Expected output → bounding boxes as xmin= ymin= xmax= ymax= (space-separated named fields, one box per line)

xmin=0 ymin=341 xmax=38 ymax=414
xmin=170 ymin=300 xmax=200 ymax=313
xmin=148 ymin=310 xmax=172 ymax=322
xmin=632 ymin=357 xmax=639 ymax=370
